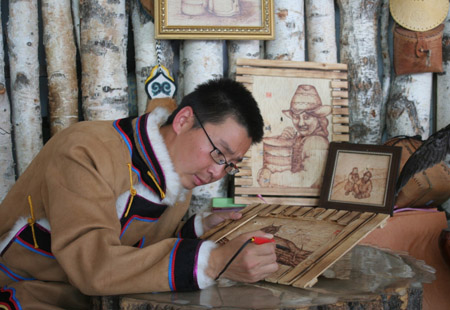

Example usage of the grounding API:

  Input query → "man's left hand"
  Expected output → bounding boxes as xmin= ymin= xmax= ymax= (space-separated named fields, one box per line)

xmin=203 ymin=211 xmax=242 ymax=232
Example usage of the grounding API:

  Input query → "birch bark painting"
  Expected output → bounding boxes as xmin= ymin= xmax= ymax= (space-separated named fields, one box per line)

xmin=42 ymin=0 xmax=78 ymax=135
xmin=0 ymin=6 xmax=15 ymax=202
xmin=8 ymin=0 xmax=43 ymax=175
xmin=80 ymin=0 xmax=129 ymax=120
xmin=337 ymin=0 xmax=383 ymax=144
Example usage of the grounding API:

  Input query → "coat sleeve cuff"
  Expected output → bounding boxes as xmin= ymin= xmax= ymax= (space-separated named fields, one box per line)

xmin=196 ymin=240 xmax=218 ymax=289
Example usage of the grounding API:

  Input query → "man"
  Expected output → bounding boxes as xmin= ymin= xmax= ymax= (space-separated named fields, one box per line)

xmin=0 ymin=78 xmax=278 ymax=309
xmin=257 ymin=84 xmax=331 ymax=188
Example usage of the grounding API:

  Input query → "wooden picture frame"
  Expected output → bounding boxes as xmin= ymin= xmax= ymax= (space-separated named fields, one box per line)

xmin=201 ymin=203 xmax=390 ymax=288
xmin=154 ymin=0 xmax=274 ymax=40
xmin=319 ymin=142 xmax=402 ymax=215
xmin=234 ymin=58 xmax=349 ymax=206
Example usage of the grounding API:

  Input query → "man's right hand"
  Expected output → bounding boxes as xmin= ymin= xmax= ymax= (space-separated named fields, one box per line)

xmin=206 ymin=231 xmax=279 ymax=283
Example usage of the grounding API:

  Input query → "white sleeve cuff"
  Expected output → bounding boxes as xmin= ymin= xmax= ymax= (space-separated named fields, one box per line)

xmin=193 ymin=212 xmax=212 ymax=238
xmin=196 ymin=240 xmax=218 ymax=289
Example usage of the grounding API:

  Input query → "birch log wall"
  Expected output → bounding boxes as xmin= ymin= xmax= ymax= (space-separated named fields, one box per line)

xmin=337 ymin=0 xmax=383 ymax=144
xmin=42 ymin=0 xmax=79 ymax=135
xmin=7 ymin=0 xmax=43 ymax=176
xmin=80 ymin=0 xmax=129 ymax=121
xmin=0 ymin=5 xmax=15 ymax=203
xmin=0 ymin=0 xmax=449 ymax=208
xmin=438 ymin=9 xmax=450 ymax=131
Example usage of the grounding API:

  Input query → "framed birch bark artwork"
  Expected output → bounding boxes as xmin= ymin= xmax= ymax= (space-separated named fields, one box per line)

xmin=201 ymin=203 xmax=390 ymax=288
xmin=154 ymin=0 xmax=274 ymax=40
xmin=318 ymin=142 xmax=402 ymax=215
xmin=234 ymin=59 xmax=349 ymax=206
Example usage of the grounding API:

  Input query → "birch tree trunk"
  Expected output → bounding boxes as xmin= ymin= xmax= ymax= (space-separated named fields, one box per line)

xmin=80 ymin=0 xmax=129 ymax=120
xmin=437 ymin=9 xmax=450 ymax=131
xmin=386 ymin=73 xmax=432 ymax=139
xmin=265 ymin=0 xmax=305 ymax=61
xmin=305 ymin=0 xmax=337 ymax=63
xmin=380 ymin=0 xmax=391 ymax=110
xmin=72 ymin=0 xmax=81 ymax=50
xmin=183 ymin=40 xmax=225 ymax=216
xmin=338 ymin=0 xmax=383 ymax=144
xmin=176 ymin=42 xmax=185 ymax=105
xmin=131 ymin=0 xmax=157 ymax=115
xmin=8 ymin=0 xmax=43 ymax=175
xmin=0 ymin=8 xmax=15 ymax=202
xmin=42 ymin=0 xmax=78 ymax=135
xmin=227 ymin=40 xmax=261 ymax=79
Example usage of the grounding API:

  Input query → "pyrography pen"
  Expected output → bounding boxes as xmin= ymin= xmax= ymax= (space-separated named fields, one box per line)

xmin=215 ymin=236 xmax=289 ymax=280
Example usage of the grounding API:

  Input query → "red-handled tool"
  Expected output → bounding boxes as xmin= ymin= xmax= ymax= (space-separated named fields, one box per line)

xmin=251 ymin=236 xmax=290 ymax=251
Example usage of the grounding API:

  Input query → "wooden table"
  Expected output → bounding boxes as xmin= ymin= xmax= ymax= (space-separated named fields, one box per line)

xmin=91 ymin=245 xmax=435 ymax=310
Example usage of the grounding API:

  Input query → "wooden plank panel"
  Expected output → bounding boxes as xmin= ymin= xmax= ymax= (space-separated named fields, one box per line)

xmin=234 ymin=187 xmax=320 ymax=196
xmin=331 ymin=90 xmax=349 ymax=98
xmin=234 ymin=196 xmax=319 ymax=206
xmin=236 ymin=58 xmax=348 ymax=71
xmin=332 ymin=116 xmax=350 ymax=123
xmin=333 ymin=107 xmax=349 ymax=115
xmin=291 ymin=206 xmax=314 ymax=217
xmin=330 ymin=80 xmax=349 ymax=88
xmin=328 ymin=210 xmax=349 ymax=222
xmin=332 ymin=134 xmax=350 ymax=142
xmin=236 ymin=67 xmax=348 ymax=80
xmin=333 ymin=124 xmax=349 ymax=133
xmin=332 ymin=98 xmax=349 ymax=106
xmin=315 ymin=208 xmax=337 ymax=220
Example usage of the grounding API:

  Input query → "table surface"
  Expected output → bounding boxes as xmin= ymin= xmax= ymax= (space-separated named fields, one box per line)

xmin=91 ymin=245 xmax=435 ymax=310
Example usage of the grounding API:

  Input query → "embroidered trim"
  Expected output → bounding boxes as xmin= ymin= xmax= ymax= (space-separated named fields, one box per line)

xmin=0 ymin=264 xmax=35 ymax=282
xmin=0 ymin=286 xmax=22 ymax=310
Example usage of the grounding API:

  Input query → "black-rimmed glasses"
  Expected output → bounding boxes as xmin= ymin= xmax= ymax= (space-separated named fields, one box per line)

xmin=192 ymin=111 xmax=240 ymax=176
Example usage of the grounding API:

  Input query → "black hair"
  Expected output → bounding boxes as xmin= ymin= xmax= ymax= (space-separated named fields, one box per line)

xmin=164 ymin=78 xmax=264 ymax=144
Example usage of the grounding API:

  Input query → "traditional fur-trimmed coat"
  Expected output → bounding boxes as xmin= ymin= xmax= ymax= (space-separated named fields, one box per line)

xmin=0 ymin=107 xmax=216 ymax=309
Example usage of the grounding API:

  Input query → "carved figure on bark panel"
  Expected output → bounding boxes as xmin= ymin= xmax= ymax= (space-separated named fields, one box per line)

xmin=257 ymin=85 xmax=332 ymax=188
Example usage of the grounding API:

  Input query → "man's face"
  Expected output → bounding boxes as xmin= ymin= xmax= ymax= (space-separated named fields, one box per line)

xmin=171 ymin=115 xmax=252 ymax=190
xmin=290 ymin=111 xmax=319 ymax=136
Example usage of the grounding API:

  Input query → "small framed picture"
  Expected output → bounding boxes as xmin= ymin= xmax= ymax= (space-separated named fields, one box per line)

xmin=319 ymin=142 xmax=402 ymax=215
xmin=154 ymin=0 xmax=274 ymax=40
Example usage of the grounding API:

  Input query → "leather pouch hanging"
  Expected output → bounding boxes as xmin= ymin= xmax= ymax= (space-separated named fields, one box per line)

xmin=393 ymin=23 xmax=444 ymax=75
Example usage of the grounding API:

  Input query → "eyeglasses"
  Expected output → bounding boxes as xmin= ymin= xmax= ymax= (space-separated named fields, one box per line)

xmin=192 ymin=111 xmax=240 ymax=176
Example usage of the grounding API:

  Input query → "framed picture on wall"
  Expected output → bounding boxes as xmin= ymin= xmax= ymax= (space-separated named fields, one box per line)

xmin=318 ymin=142 xmax=402 ymax=215
xmin=154 ymin=0 xmax=274 ymax=40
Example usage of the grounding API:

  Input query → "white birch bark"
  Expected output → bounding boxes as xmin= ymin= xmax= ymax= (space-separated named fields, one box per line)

xmin=183 ymin=40 xmax=225 ymax=216
xmin=0 ymin=8 xmax=15 ymax=202
xmin=380 ymin=0 xmax=391 ymax=110
xmin=72 ymin=0 xmax=81 ymax=50
xmin=80 ymin=0 xmax=129 ymax=120
xmin=305 ymin=0 xmax=337 ymax=63
xmin=386 ymin=73 xmax=432 ymax=139
xmin=337 ymin=0 xmax=383 ymax=144
xmin=8 ymin=0 xmax=43 ymax=175
xmin=265 ymin=0 xmax=305 ymax=61
xmin=42 ymin=0 xmax=78 ymax=135
xmin=176 ymin=41 xmax=185 ymax=105
xmin=227 ymin=40 xmax=261 ymax=79
xmin=183 ymin=40 xmax=223 ymax=93
xmin=131 ymin=0 xmax=157 ymax=115
xmin=437 ymin=9 xmax=450 ymax=131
